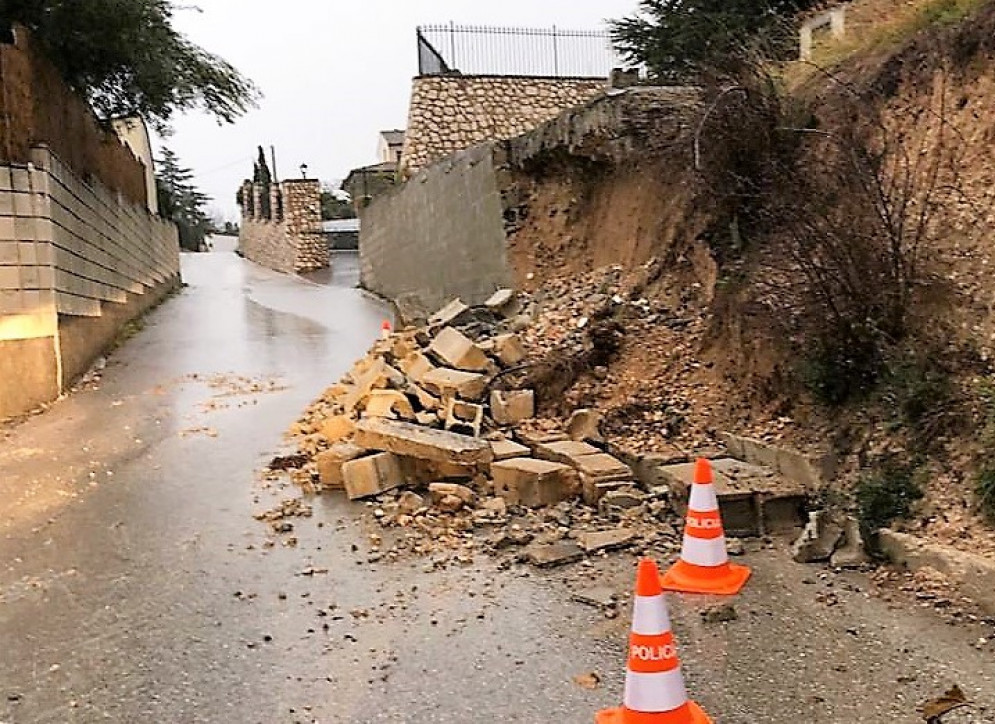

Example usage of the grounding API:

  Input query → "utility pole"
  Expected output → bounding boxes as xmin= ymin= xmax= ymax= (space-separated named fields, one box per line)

xmin=270 ymin=145 xmax=279 ymax=183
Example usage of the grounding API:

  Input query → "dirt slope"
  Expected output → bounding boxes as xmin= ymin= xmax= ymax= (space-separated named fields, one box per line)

xmin=508 ymin=0 xmax=995 ymax=556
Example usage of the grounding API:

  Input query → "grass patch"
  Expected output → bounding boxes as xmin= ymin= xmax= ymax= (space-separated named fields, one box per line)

xmin=856 ymin=460 xmax=924 ymax=534
xmin=978 ymin=465 xmax=995 ymax=519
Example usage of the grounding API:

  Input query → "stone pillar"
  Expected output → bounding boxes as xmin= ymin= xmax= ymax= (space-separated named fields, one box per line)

xmin=270 ymin=183 xmax=283 ymax=223
xmin=251 ymin=183 xmax=264 ymax=221
xmin=282 ymin=179 xmax=327 ymax=273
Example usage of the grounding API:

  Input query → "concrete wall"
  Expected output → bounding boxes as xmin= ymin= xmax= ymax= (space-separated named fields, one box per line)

xmin=237 ymin=179 xmax=327 ymax=274
xmin=360 ymin=144 xmax=511 ymax=320
xmin=360 ymin=87 xmax=701 ymax=322
xmin=400 ymin=75 xmax=605 ymax=176
xmin=0 ymin=146 xmax=181 ymax=418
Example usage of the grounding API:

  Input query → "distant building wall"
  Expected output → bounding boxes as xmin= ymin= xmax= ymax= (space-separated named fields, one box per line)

xmin=361 ymin=143 xmax=511 ymax=320
xmin=0 ymin=146 xmax=181 ymax=418
xmin=237 ymin=179 xmax=327 ymax=274
xmin=399 ymin=75 xmax=605 ymax=176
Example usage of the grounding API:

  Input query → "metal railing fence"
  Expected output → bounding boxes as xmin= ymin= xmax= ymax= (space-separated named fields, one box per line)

xmin=416 ymin=23 xmax=620 ymax=78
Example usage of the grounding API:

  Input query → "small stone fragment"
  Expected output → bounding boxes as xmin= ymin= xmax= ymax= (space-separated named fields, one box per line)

xmin=701 ymin=603 xmax=738 ymax=624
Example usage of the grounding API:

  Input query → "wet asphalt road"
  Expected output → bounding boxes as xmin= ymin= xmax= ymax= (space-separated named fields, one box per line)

xmin=2 ymin=249 xmax=994 ymax=723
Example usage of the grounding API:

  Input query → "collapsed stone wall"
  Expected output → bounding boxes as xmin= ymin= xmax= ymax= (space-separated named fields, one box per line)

xmin=237 ymin=179 xmax=327 ymax=274
xmin=361 ymin=87 xmax=701 ymax=321
xmin=400 ymin=75 xmax=606 ymax=177
xmin=0 ymin=26 xmax=148 ymax=207
xmin=0 ymin=146 xmax=181 ymax=418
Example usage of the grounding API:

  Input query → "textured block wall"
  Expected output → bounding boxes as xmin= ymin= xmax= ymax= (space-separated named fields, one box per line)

xmin=0 ymin=146 xmax=181 ymax=417
xmin=400 ymin=75 xmax=605 ymax=176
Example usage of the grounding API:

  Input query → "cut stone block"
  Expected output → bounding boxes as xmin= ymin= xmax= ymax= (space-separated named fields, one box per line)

xmin=420 ymin=368 xmax=487 ymax=401
xmin=492 ymin=457 xmax=578 ymax=507
xmin=484 ymin=288 xmax=515 ymax=310
xmin=491 ymin=333 xmax=526 ymax=367
xmin=490 ymin=389 xmax=535 ymax=425
xmin=342 ymin=358 xmax=406 ymax=411
xmin=429 ymin=298 xmax=471 ymax=327
xmin=315 ymin=443 xmax=366 ymax=489
xmin=429 ymin=327 xmax=491 ymax=372
xmin=443 ymin=398 xmax=484 ymax=438
xmin=490 ymin=438 xmax=530 ymax=462
xmin=406 ymin=383 xmax=441 ymax=412
xmin=535 ymin=440 xmax=602 ymax=466
xmin=574 ymin=453 xmax=632 ymax=484
xmin=353 ymin=418 xmax=493 ymax=466
xmin=398 ymin=352 xmax=436 ymax=383
xmin=342 ymin=452 xmax=405 ymax=500
xmin=515 ymin=428 xmax=569 ymax=450
xmin=363 ymin=390 xmax=416 ymax=420
xmin=319 ymin=415 xmax=355 ymax=444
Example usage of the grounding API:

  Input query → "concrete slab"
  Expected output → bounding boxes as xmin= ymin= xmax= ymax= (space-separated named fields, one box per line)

xmin=353 ymin=418 xmax=493 ymax=466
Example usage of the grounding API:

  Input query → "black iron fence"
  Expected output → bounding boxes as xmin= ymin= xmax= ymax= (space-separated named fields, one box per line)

xmin=416 ymin=23 xmax=621 ymax=78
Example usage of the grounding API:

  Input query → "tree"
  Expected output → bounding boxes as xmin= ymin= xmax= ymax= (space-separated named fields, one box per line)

xmin=610 ymin=0 xmax=818 ymax=82
xmin=156 ymin=147 xmax=211 ymax=251
xmin=5 ymin=0 xmax=258 ymax=131
xmin=320 ymin=183 xmax=356 ymax=221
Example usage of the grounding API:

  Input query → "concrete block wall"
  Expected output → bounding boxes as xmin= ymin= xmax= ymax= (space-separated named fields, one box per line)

xmin=400 ymin=75 xmax=606 ymax=177
xmin=0 ymin=146 xmax=181 ymax=418
xmin=238 ymin=179 xmax=328 ymax=274
xmin=360 ymin=144 xmax=512 ymax=321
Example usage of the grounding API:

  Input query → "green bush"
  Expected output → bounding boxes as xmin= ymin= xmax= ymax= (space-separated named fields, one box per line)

xmin=977 ymin=466 xmax=995 ymax=519
xmin=801 ymin=332 xmax=884 ymax=406
xmin=855 ymin=462 xmax=924 ymax=534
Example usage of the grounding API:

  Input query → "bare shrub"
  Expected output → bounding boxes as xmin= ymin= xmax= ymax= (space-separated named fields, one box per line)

xmin=695 ymin=53 xmax=980 ymax=404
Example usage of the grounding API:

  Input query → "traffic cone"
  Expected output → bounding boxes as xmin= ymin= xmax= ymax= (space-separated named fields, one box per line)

xmin=661 ymin=458 xmax=751 ymax=596
xmin=596 ymin=559 xmax=712 ymax=724
xmin=381 ymin=319 xmax=392 ymax=339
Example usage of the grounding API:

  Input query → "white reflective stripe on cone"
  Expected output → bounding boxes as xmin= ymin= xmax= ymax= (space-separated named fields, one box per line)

xmin=631 ymin=594 xmax=671 ymax=636
xmin=681 ymin=534 xmax=728 ymax=567
xmin=688 ymin=482 xmax=719 ymax=512
xmin=624 ymin=668 xmax=690 ymax=713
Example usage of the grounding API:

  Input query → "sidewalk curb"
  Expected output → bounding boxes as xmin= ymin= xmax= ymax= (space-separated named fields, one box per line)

xmin=878 ymin=529 xmax=995 ymax=616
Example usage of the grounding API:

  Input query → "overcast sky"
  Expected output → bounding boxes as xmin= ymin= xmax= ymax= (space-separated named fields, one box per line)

xmin=160 ymin=0 xmax=639 ymax=220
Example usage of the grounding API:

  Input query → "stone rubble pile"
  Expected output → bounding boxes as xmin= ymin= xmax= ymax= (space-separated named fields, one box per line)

xmin=286 ymin=291 xmax=681 ymax=567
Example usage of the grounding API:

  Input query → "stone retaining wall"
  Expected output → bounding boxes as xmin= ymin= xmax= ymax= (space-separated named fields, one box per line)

xmin=400 ymin=75 xmax=606 ymax=176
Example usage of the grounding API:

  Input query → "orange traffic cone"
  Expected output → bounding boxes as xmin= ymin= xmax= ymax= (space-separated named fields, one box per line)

xmin=597 ymin=559 xmax=713 ymax=724
xmin=381 ymin=319 xmax=392 ymax=339
xmin=661 ymin=458 xmax=751 ymax=596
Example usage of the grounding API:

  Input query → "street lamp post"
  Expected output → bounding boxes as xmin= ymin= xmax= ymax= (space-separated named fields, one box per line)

xmin=300 ymin=163 xmax=308 ymax=180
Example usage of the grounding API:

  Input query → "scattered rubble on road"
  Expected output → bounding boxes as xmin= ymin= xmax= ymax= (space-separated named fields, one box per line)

xmin=267 ymin=291 xmax=696 ymax=569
